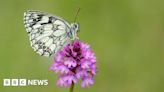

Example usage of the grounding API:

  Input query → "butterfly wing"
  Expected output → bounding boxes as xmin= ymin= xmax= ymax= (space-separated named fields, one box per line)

xmin=24 ymin=11 xmax=71 ymax=57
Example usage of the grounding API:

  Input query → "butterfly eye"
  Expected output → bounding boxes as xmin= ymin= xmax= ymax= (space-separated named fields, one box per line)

xmin=74 ymin=24 xmax=78 ymax=28
xmin=73 ymin=23 xmax=79 ymax=31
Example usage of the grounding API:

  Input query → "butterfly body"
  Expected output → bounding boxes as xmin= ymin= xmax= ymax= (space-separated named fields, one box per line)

xmin=24 ymin=11 xmax=79 ymax=57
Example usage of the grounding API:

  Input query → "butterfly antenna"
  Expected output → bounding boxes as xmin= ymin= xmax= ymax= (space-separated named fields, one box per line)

xmin=74 ymin=8 xmax=81 ymax=23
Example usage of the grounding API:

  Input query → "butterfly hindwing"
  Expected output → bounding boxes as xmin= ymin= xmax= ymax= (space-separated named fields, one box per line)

xmin=24 ymin=11 xmax=71 ymax=57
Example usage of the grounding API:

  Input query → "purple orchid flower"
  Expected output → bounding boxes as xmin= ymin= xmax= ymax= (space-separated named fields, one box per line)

xmin=50 ymin=40 xmax=96 ymax=89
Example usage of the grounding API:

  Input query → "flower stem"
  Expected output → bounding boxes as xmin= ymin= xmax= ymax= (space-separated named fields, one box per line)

xmin=69 ymin=83 xmax=74 ymax=92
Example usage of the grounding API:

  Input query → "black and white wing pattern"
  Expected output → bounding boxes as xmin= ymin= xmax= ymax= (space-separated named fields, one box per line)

xmin=24 ymin=11 xmax=71 ymax=57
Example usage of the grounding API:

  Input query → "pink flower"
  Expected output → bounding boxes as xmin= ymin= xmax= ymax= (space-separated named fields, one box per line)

xmin=81 ymin=76 xmax=94 ymax=88
xmin=50 ymin=40 xmax=96 ymax=88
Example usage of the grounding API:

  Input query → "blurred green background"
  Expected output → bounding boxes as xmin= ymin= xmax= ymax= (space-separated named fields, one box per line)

xmin=0 ymin=0 xmax=164 ymax=92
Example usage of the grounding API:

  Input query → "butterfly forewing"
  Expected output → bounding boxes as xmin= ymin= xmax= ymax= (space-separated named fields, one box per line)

xmin=24 ymin=11 xmax=71 ymax=57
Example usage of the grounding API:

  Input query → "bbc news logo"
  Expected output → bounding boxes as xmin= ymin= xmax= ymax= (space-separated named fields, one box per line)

xmin=3 ymin=79 xmax=48 ymax=86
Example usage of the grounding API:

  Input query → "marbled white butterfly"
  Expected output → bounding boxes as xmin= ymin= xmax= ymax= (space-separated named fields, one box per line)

xmin=23 ymin=10 xmax=79 ymax=57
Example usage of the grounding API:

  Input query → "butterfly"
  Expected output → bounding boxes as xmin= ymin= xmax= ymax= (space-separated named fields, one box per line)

xmin=23 ymin=10 xmax=79 ymax=57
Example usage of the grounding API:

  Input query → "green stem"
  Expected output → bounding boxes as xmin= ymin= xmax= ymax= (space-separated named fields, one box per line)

xmin=69 ymin=83 xmax=74 ymax=92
